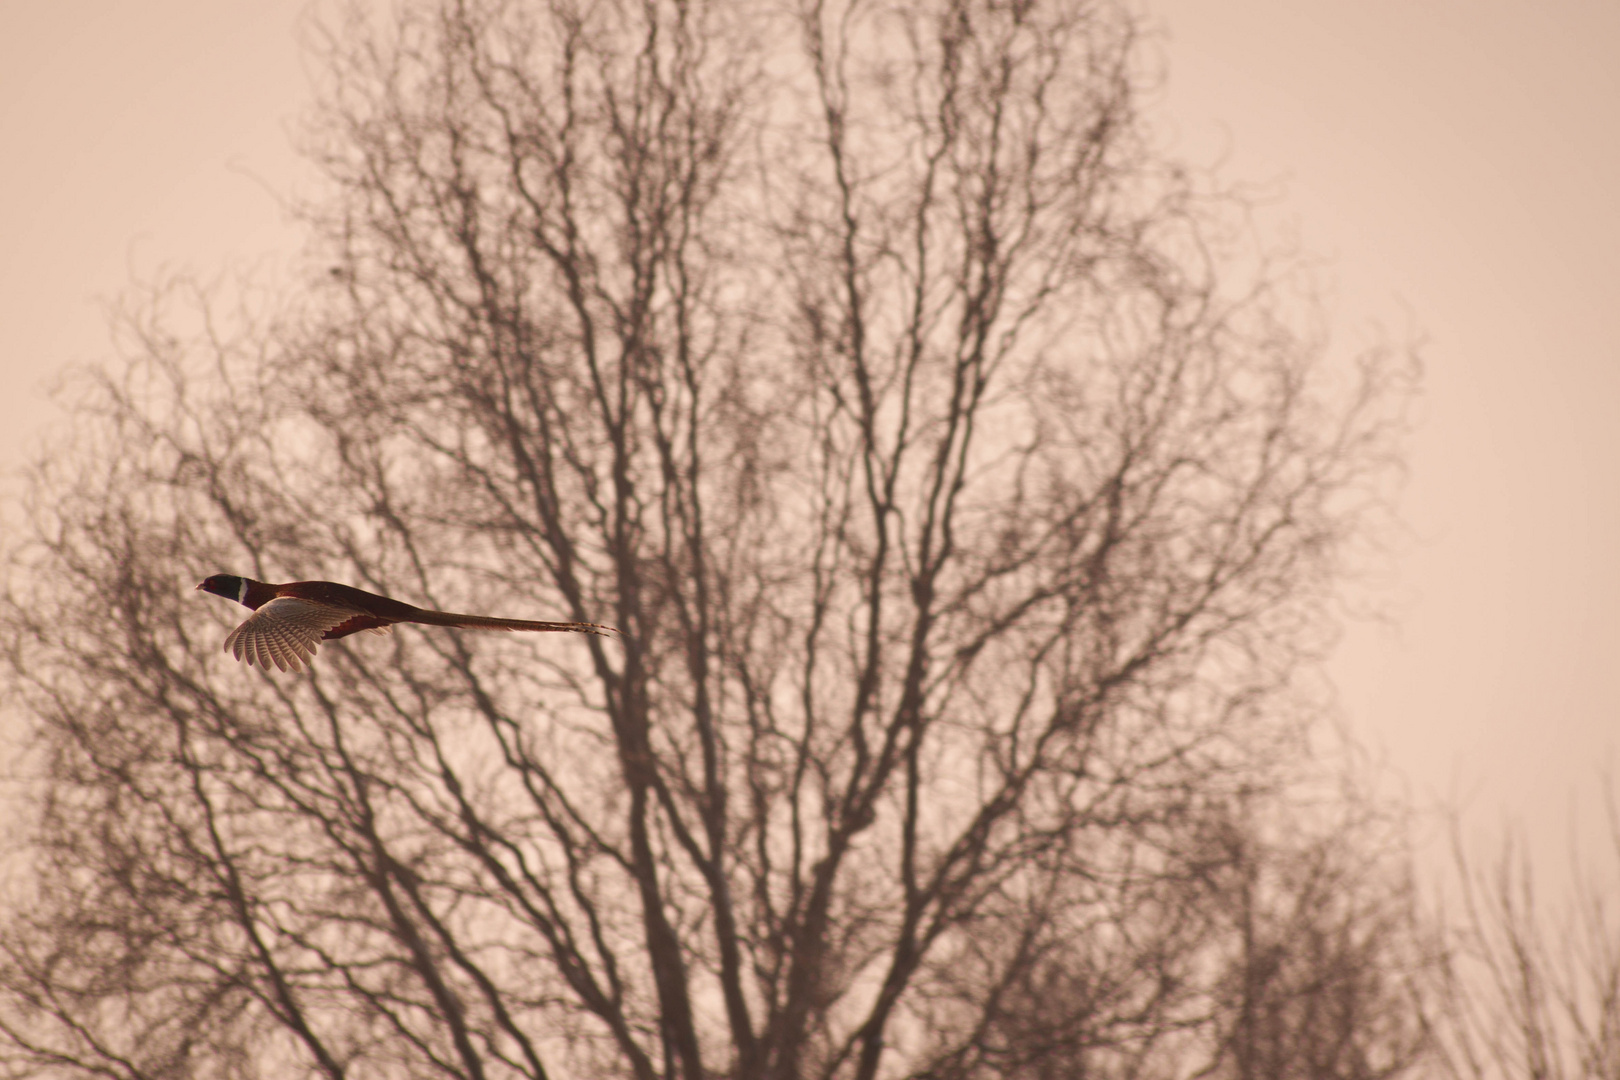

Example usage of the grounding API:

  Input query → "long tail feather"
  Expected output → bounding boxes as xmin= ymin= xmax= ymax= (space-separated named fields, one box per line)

xmin=408 ymin=609 xmax=619 ymax=636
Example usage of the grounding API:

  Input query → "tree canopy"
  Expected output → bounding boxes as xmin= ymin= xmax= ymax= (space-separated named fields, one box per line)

xmin=0 ymin=0 xmax=1424 ymax=1077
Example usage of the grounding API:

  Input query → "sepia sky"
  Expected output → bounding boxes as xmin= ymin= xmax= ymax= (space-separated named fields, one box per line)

xmin=1146 ymin=0 xmax=1620 ymax=881
xmin=1 ymin=0 xmax=1615 ymax=880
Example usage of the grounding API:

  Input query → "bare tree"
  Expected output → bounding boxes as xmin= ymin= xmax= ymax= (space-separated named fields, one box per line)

xmin=1196 ymin=797 xmax=1435 ymax=1080
xmin=0 ymin=0 xmax=1419 ymax=1077
xmin=909 ymin=788 xmax=1435 ymax=1080
xmin=1435 ymin=785 xmax=1620 ymax=1080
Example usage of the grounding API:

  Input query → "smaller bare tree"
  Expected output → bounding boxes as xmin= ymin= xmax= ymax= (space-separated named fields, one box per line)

xmin=1437 ymin=782 xmax=1620 ymax=1080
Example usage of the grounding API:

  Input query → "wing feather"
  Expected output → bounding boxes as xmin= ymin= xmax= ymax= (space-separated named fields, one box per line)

xmin=223 ymin=597 xmax=363 ymax=673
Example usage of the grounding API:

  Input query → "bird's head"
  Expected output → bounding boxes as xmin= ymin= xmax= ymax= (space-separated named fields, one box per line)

xmin=197 ymin=574 xmax=251 ymax=605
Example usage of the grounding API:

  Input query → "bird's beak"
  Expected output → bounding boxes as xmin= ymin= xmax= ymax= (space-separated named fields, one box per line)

xmin=194 ymin=582 xmax=204 ymax=590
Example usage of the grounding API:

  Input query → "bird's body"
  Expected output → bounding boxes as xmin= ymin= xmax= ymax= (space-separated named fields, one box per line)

xmin=196 ymin=574 xmax=615 ymax=672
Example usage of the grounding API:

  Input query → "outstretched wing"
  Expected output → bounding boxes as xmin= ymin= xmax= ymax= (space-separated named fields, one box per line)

xmin=223 ymin=597 xmax=365 ymax=673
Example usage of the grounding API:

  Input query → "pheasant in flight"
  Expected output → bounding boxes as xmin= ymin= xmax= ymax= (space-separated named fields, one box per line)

xmin=197 ymin=574 xmax=616 ymax=673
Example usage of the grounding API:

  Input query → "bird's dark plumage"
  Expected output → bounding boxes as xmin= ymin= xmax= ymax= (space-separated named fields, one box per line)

xmin=197 ymin=574 xmax=616 ymax=672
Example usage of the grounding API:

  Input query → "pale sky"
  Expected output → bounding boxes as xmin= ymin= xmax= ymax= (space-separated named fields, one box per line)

xmin=2 ymin=1 xmax=1616 ymax=885
xmin=1147 ymin=0 xmax=1620 ymax=879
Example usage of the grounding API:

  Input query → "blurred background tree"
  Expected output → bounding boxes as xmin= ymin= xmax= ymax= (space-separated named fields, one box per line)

xmin=0 ymin=0 xmax=1428 ymax=1076
xmin=1434 ymin=782 xmax=1620 ymax=1080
